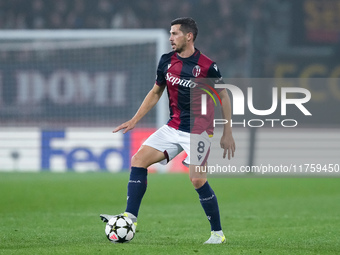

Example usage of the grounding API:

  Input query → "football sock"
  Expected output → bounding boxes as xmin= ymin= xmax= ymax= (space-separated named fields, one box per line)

xmin=125 ymin=167 xmax=148 ymax=218
xmin=195 ymin=181 xmax=222 ymax=231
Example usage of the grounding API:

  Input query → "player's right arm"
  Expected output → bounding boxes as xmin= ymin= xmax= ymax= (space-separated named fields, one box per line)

xmin=113 ymin=84 xmax=166 ymax=134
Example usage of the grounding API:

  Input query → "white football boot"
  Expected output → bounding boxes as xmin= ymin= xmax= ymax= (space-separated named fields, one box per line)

xmin=100 ymin=212 xmax=137 ymax=227
xmin=204 ymin=230 xmax=226 ymax=244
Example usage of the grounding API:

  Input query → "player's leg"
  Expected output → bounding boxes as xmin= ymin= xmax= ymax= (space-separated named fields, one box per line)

xmin=100 ymin=145 xmax=165 ymax=224
xmin=124 ymin=145 xmax=166 ymax=219
xmin=101 ymin=125 xmax=181 ymax=224
xmin=125 ymin=125 xmax=183 ymax=221
xmin=182 ymin=131 xmax=225 ymax=244
xmin=189 ymin=164 xmax=225 ymax=244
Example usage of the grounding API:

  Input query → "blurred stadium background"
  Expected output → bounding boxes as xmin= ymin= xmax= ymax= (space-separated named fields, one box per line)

xmin=0 ymin=0 xmax=339 ymax=173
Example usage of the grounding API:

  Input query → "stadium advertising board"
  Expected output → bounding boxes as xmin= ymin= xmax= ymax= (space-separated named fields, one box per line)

xmin=0 ymin=128 xmax=187 ymax=172
xmin=0 ymin=45 xmax=156 ymax=125
xmin=0 ymin=128 xmax=40 ymax=171
xmin=291 ymin=0 xmax=340 ymax=45
xmin=41 ymin=129 xmax=130 ymax=172
xmin=274 ymin=58 xmax=340 ymax=125
xmin=0 ymin=69 xmax=128 ymax=121
xmin=0 ymin=128 xmax=131 ymax=172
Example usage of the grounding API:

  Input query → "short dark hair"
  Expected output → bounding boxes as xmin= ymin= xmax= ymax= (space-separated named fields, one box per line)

xmin=171 ymin=17 xmax=198 ymax=41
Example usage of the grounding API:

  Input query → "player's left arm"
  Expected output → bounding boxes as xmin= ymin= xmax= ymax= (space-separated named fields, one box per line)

xmin=219 ymin=89 xmax=236 ymax=159
xmin=208 ymin=62 xmax=235 ymax=159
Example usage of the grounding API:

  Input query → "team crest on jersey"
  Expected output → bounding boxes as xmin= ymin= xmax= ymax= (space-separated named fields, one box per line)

xmin=192 ymin=65 xmax=201 ymax=77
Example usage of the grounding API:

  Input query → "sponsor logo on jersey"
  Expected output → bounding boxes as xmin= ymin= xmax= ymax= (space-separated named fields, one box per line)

xmin=192 ymin=65 xmax=201 ymax=77
xmin=165 ymin=72 xmax=197 ymax=88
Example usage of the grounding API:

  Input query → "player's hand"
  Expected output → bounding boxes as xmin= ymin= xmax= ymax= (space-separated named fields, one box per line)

xmin=220 ymin=134 xmax=235 ymax=160
xmin=113 ymin=119 xmax=137 ymax=134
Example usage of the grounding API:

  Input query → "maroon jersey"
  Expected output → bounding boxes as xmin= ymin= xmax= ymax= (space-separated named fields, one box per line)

xmin=156 ymin=49 xmax=223 ymax=135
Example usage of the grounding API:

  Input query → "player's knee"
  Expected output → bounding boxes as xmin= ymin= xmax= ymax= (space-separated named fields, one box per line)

xmin=131 ymin=153 xmax=146 ymax=168
xmin=190 ymin=178 xmax=206 ymax=189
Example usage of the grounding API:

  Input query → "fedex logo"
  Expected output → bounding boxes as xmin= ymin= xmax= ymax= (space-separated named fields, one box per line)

xmin=41 ymin=129 xmax=130 ymax=171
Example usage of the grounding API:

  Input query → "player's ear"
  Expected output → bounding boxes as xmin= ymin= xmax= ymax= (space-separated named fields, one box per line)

xmin=186 ymin=32 xmax=194 ymax=42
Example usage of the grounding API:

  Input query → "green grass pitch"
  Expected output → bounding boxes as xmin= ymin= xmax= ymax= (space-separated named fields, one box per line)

xmin=0 ymin=172 xmax=339 ymax=255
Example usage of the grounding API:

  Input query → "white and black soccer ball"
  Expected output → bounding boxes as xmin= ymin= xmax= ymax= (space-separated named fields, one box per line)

xmin=105 ymin=215 xmax=136 ymax=243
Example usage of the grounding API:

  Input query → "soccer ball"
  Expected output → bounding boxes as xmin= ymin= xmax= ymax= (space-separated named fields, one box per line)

xmin=105 ymin=215 xmax=136 ymax=243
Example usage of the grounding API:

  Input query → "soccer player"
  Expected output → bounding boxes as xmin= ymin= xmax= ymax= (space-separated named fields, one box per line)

xmin=100 ymin=17 xmax=235 ymax=244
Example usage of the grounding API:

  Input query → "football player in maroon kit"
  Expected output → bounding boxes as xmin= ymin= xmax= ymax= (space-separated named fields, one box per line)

xmin=101 ymin=17 xmax=235 ymax=244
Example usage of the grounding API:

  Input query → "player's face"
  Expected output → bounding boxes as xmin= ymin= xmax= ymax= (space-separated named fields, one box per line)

xmin=169 ymin=24 xmax=188 ymax=53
